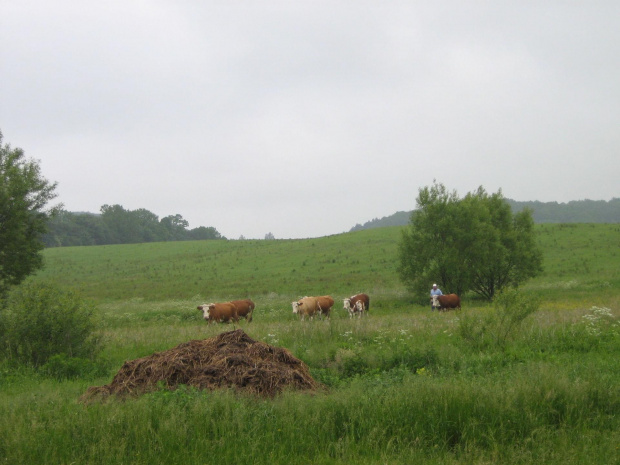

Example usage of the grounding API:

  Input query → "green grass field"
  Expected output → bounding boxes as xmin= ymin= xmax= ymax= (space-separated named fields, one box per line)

xmin=1 ymin=224 xmax=619 ymax=464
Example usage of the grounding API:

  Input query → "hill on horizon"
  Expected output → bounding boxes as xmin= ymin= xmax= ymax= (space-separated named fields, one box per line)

xmin=349 ymin=198 xmax=620 ymax=232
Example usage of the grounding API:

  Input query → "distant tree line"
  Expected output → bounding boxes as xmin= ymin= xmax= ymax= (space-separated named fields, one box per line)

xmin=505 ymin=198 xmax=620 ymax=223
xmin=350 ymin=198 xmax=620 ymax=232
xmin=350 ymin=211 xmax=412 ymax=232
xmin=42 ymin=205 xmax=225 ymax=247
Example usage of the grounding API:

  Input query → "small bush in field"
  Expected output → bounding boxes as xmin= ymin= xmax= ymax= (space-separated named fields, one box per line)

xmin=492 ymin=288 xmax=540 ymax=347
xmin=0 ymin=282 xmax=101 ymax=366
xmin=458 ymin=288 xmax=540 ymax=351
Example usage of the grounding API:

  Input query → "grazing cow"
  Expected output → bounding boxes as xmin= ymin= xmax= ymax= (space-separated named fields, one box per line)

xmin=343 ymin=298 xmax=365 ymax=318
xmin=197 ymin=302 xmax=239 ymax=324
xmin=342 ymin=299 xmax=355 ymax=318
xmin=230 ymin=299 xmax=255 ymax=322
xmin=354 ymin=299 xmax=367 ymax=317
xmin=292 ymin=296 xmax=320 ymax=321
xmin=431 ymin=294 xmax=461 ymax=312
xmin=316 ymin=295 xmax=335 ymax=319
xmin=343 ymin=293 xmax=370 ymax=318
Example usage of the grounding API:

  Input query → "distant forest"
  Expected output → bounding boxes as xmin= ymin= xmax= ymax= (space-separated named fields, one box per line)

xmin=43 ymin=198 xmax=619 ymax=247
xmin=43 ymin=205 xmax=225 ymax=247
xmin=349 ymin=198 xmax=620 ymax=232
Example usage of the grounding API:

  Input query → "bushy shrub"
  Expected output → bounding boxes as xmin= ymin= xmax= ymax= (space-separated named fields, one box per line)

xmin=457 ymin=312 xmax=494 ymax=351
xmin=0 ymin=282 xmax=101 ymax=366
xmin=458 ymin=288 xmax=540 ymax=351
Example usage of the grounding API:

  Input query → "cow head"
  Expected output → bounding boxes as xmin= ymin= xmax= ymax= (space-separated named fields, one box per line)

xmin=198 ymin=303 xmax=214 ymax=320
xmin=431 ymin=295 xmax=439 ymax=307
xmin=291 ymin=301 xmax=300 ymax=314
xmin=343 ymin=298 xmax=351 ymax=310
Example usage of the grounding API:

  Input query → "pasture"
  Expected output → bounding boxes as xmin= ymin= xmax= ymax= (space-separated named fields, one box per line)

xmin=1 ymin=224 xmax=619 ymax=464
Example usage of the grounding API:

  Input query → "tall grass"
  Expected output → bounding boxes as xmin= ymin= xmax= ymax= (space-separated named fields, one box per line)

xmin=1 ymin=359 xmax=617 ymax=464
xmin=2 ymin=302 xmax=617 ymax=464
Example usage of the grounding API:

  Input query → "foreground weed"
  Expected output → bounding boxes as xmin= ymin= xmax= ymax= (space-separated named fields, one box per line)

xmin=458 ymin=288 xmax=540 ymax=351
xmin=581 ymin=306 xmax=618 ymax=337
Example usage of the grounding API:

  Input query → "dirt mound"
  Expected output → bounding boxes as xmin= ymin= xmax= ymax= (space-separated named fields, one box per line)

xmin=81 ymin=329 xmax=320 ymax=401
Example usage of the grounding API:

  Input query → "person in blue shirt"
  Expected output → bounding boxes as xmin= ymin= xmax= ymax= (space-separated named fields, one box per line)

xmin=430 ymin=283 xmax=443 ymax=311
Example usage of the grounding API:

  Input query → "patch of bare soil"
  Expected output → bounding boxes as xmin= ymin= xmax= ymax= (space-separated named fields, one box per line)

xmin=81 ymin=329 xmax=320 ymax=401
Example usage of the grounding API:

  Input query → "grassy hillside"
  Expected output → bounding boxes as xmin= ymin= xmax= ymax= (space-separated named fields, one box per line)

xmin=530 ymin=223 xmax=620 ymax=297
xmin=34 ymin=227 xmax=405 ymax=302
xmin=33 ymin=223 xmax=620 ymax=306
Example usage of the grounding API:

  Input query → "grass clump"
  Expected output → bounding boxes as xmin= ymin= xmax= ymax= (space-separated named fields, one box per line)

xmin=40 ymin=353 xmax=110 ymax=380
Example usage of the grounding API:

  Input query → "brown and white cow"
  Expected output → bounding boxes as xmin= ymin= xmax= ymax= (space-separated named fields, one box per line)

xmin=343 ymin=298 xmax=366 ymax=318
xmin=431 ymin=294 xmax=461 ymax=312
xmin=197 ymin=302 xmax=239 ymax=324
xmin=343 ymin=293 xmax=370 ymax=318
xmin=316 ymin=295 xmax=335 ymax=319
xmin=230 ymin=299 xmax=255 ymax=322
xmin=292 ymin=296 xmax=320 ymax=321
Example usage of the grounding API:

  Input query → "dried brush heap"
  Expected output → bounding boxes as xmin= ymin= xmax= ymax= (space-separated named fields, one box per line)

xmin=82 ymin=329 xmax=320 ymax=401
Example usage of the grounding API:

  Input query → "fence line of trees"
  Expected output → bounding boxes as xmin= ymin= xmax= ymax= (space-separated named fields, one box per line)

xmin=42 ymin=205 xmax=225 ymax=247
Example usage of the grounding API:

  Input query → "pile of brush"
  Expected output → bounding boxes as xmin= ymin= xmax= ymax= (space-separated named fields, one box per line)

xmin=82 ymin=329 xmax=320 ymax=401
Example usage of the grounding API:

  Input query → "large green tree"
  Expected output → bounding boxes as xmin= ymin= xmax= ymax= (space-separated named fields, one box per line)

xmin=398 ymin=182 xmax=543 ymax=300
xmin=0 ymin=131 xmax=60 ymax=298
xmin=160 ymin=214 xmax=190 ymax=241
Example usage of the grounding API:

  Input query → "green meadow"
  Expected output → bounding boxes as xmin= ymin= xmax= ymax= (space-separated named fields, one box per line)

xmin=1 ymin=224 xmax=619 ymax=464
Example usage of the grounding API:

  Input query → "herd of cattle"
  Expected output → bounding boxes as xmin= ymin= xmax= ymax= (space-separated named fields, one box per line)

xmin=197 ymin=292 xmax=460 ymax=324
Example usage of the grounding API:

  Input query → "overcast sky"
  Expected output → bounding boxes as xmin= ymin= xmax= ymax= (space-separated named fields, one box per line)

xmin=2 ymin=2 xmax=619 ymax=239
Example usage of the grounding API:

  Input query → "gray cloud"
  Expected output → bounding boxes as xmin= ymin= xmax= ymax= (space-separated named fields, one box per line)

xmin=2 ymin=1 xmax=618 ymax=239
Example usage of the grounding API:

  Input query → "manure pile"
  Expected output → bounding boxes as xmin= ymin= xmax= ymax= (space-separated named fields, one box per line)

xmin=82 ymin=329 xmax=320 ymax=400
